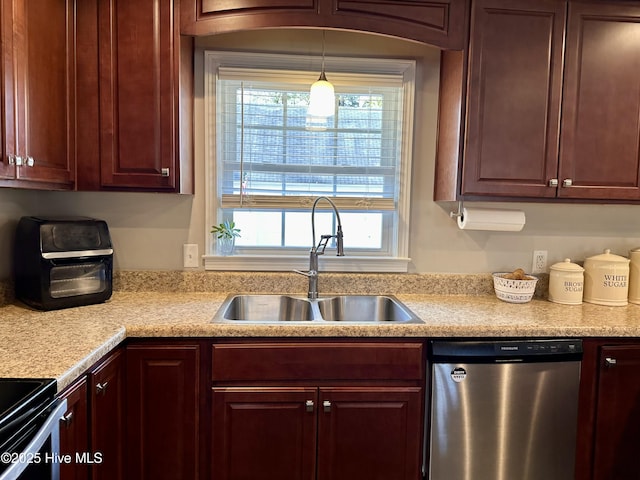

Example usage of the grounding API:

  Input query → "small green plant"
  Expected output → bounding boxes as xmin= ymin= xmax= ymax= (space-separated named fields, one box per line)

xmin=210 ymin=220 xmax=241 ymax=240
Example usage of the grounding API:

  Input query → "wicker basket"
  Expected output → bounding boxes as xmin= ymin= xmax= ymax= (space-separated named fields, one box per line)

xmin=492 ymin=273 xmax=538 ymax=303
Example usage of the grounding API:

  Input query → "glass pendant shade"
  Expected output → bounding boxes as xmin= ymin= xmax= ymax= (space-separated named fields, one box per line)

xmin=308 ymin=71 xmax=335 ymax=117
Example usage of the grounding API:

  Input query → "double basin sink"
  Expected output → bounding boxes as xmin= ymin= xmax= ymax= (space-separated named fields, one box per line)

xmin=213 ymin=294 xmax=423 ymax=324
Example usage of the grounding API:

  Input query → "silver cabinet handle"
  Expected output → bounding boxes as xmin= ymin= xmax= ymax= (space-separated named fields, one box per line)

xmin=60 ymin=411 xmax=74 ymax=427
xmin=14 ymin=156 xmax=24 ymax=166
xmin=305 ymin=400 xmax=314 ymax=413
xmin=562 ymin=178 xmax=573 ymax=187
xmin=161 ymin=168 xmax=170 ymax=177
xmin=605 ymin=357 xmax=617 ymax=367
xmin=548 ymin=178 xmax=558 ymax=187
xmin=96 ymin=381 xmax=109 ymax=395
xmin=323 ymin=400 xmax=331 ymax=413
xmin=25 ymin=156 xmax=34 ymax=167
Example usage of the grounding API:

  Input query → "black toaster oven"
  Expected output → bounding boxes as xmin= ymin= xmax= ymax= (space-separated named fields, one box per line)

xmin=14 ymin=216 xmax=113 ymax=310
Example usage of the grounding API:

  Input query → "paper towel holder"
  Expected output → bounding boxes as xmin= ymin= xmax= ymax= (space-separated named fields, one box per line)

xmin=449 ymin=200 xmax=464 ymax=220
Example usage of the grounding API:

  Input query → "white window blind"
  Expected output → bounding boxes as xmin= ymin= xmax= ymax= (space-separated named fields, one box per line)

xmin=216 ymin=68 xmax=404 ymax=212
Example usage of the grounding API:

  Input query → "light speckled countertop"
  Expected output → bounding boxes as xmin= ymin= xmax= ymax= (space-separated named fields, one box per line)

xmin=1 ymin=271 xmax=640 ymax=392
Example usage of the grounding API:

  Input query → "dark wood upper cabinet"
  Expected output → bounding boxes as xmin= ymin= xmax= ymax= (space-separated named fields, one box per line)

xmin=75 ymin=0 xmax=193 ymax=193
xmin=92 ymin=0 xmax=193 ymax=192
xmin=181 ymin=0 xmax=469 ymax=49
xmin=460 ymin=0 xmax=565 ymax=198
xmin=0 ymin=0 xmax=14 ymax=182
xmin=435 ymin=0 xmax=640 ymax=203
xmin=0 ymin=0 xmax=75 ymax=189
xmin=558 ymin=1 xmax=640 ymax=200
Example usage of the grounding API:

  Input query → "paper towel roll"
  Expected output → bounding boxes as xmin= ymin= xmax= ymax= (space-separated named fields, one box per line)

xmin=457 ymin=207 xmax=525 ymax=232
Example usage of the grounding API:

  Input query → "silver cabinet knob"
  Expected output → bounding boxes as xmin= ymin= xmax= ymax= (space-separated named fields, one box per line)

xmin=548 ymin=178 xmax=559 ymax=187
xmin=60 ymin=411 xmax=74 ymax=427
xmin=323 ymin=400 xmax=332 ymax=413
xmin=604 ymin=357 xmax=617 ymax=367
xmin=562 ymin=178 xmax=573 ymax=187
xmin=96 ymin=381 xmax=109 ymax=395
xmin=25 ymin=156 xmax=34 ymax=167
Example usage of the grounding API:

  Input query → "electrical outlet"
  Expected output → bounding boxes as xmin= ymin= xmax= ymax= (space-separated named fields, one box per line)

xmin=183 ymin=244 xmax=199 ymax=268
xmin=532 ymin=250 xmax=548 ymax=274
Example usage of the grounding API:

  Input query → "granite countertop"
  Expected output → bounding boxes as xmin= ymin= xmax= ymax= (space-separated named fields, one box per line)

xmin=3 ymin=287 xmax=640 ymax=392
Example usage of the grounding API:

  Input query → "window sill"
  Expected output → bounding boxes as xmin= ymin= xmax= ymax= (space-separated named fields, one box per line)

xmin=203 ymin=254 xmax=410 ymax=273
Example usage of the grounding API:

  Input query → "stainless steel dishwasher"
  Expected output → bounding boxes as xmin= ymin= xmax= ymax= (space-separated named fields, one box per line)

xmin=427 ymin=339 xmax=583 ymax=480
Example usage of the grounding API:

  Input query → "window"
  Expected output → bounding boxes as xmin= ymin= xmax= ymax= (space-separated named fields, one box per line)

xmin=204 ymin=51 xmax=415 ymax=272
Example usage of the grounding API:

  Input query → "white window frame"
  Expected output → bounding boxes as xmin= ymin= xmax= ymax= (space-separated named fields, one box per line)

xmin=203 ymin=51 xmax=415 ymax=272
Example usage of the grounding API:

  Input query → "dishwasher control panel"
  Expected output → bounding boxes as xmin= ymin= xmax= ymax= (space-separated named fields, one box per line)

xmin=430 ymin=339 xmax=583 ymax=361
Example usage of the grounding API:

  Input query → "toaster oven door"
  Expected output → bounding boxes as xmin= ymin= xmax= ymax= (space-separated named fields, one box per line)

xmin=49 ymin=262 xmax=109 ymax=298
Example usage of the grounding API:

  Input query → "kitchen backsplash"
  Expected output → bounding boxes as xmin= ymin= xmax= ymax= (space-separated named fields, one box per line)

xmin=0 ymin=271 xmax=550 ymax=308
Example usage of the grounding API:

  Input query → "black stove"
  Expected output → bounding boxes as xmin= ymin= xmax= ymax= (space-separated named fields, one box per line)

xmin=0 ymin=378 xmax=59 ymax=479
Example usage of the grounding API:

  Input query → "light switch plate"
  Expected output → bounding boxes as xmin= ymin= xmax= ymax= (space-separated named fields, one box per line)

xmin=183 ymin=244 xmax=199 ymax=268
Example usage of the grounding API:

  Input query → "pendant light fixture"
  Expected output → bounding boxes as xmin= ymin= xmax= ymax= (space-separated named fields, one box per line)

xmin=307 ymin=30 xmax=335 ymax=118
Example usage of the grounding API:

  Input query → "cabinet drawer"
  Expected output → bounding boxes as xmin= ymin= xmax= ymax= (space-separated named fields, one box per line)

xmin=212 ymin=342 xmax=424 ymax=382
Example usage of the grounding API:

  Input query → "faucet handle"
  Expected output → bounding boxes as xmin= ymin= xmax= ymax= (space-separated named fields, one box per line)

xmin=315 ymin=235 xmax=333 ymax=255
xmin=293 ymin=269 xmax=313 ymax=277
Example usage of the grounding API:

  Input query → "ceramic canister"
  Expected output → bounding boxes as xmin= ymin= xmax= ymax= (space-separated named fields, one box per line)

xmin=628 ymin=248 xmax=640 ymax=304
xmin=583 ymin=249 xmax=630 ymax=306
xmin=548 ymin=259 xmax=584 ymax=305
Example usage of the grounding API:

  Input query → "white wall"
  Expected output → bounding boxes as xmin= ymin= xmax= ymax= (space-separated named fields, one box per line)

xmin=1 ymin=29 xmax=640 ymax=280
xmin=0 ymin=189 xmax=39 ymax=279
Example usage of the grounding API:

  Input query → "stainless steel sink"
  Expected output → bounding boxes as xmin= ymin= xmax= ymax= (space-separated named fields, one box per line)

xmin=217 ymin=294 xmax=316 ymax=322
xmin=316 ymin=295 xmax=418 ymax=322
xmin=213 ymin=294 xmax=422 ymax=324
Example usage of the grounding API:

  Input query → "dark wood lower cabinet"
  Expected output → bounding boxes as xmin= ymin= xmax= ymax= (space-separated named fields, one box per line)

xmin=591 ymin=344 xmax=640 ymax=480
xmin=212 ymin=388 xmax=318 ymax=480
xmin=59 ymin=376 xmax=89 ymax=480
xmin=211 ymin=386 xmax=423 ymax=480
xmin=317 ymin=387 xmax=422 ymax=480
xmin=89 ymin=347 xmax=125 ymax=480
xmin=210 ymin=340 xmax=425 ymax=480
xmin=126 ymin=343 xmax=201 ymax=480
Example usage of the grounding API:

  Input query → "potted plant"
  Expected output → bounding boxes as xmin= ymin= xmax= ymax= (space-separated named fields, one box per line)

xmin=211 ymin=220 xmax=241 ymax=255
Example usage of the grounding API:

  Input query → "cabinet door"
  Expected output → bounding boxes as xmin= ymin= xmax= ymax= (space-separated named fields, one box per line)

xmin=211 ymin=387 xmax=317 ymax=480
xmin=182 ymin=0 xmax=467 ymax=49
xmin=126 ymin=343 xmax=200 ymax=480
xmin=317 ymin=387 xmax=423 ymax=480
xmin=90 ymin=347 xmax=125 ymax=480
xmin=559 ymin=2 xmax=640 ymax=200
xmin=462 ymin=0 xmax=565 ymax=198
xmin=59 ymin=376 xmax=90 ymax=480
xmin=592 ymin=345 xmax=640 ymax=480
xmin=11 ymin=0 xmax=75 ymax=189
xmin=0 ymin=0 xmax=15 ymax=181
xmin=98 ymin=0 xmax=181 ymax=190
